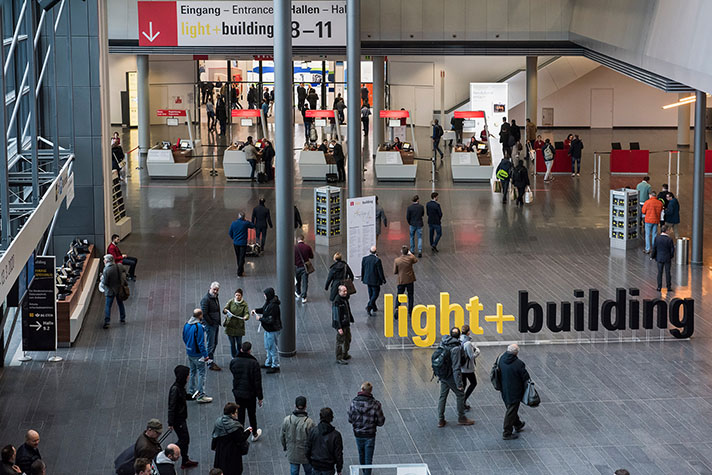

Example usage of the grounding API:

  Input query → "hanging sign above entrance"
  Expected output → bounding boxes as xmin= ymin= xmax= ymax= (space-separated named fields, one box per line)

xmin=138 ymin=1 xmax=347 ymax=47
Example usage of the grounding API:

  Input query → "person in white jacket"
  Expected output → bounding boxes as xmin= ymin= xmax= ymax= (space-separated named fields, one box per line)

xmin=460 ymin=325 xmax=481 ymax=410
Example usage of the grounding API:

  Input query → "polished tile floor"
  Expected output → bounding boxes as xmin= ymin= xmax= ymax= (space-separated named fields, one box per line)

xmin=2 ymin=120 xmax=712 ymax=474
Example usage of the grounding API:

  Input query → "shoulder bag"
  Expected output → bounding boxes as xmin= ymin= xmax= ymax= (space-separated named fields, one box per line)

xmin=340 ymin=266 xmax=357 ymax=295
xmin=296 ymin=245 xmax=315 ymax=274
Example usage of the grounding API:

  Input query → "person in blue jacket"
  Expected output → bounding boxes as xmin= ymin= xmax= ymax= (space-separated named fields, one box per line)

xmin=229 ymin=212 xmax=255 ymax=277
xmin=182 ymin=309 xmax=213 ymax=403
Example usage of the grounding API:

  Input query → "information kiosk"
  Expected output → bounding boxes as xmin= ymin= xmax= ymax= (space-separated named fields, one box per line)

xmin=299 ymin=110 xmax=345 ymax=181
xmin=450 ymin=111 xmax=493 ymax=182
xmin=147 ymin=109 xmax=202 ymax=179
xmin=375 ymin=110 xmax=418 ymax=182
xmin=224 ymin=109 xmax=264 ymax=180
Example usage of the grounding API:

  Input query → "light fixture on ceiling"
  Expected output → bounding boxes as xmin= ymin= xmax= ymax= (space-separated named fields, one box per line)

xmin=662 ymin=94 xmax=705 ymax=109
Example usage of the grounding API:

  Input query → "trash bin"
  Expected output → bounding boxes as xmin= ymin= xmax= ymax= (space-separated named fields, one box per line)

xmin=676 ymin=237 xmax=690 ymax=265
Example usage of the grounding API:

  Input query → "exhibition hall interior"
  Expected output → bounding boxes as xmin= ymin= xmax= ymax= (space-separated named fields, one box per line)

xmin=2 ymin=0 xmax=712 ymax=474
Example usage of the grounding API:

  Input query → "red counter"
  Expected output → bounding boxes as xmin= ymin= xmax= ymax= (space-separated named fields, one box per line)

xmin=705 ymin=150 xmax=712 ymax=175
xmin=610 ymin=150 xmax=649 ymax=174
xmin=535 ymin=149 xmax=572 ymax=174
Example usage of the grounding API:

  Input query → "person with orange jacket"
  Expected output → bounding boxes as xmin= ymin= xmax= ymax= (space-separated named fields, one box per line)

xmin=641 ymin=191 xmax=663 ymax=254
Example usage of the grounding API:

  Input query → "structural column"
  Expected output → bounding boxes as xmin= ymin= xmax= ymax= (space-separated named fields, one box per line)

xmin=525 ymin=56 xmax=538 ymax=128
xmin=274 ymin=0 xmax=296 ymax=356
xmin=346 ymin=0 xmax=361 ymax=198
xmin=372 ymin=56 xmax=384 ymax=157
xmin=137 ymin=55 xmax=150 ymax=159
xmin=677 ymin=92 xmax=691 ymax=146
xmin=691 ymin=91 xmax=706 ymax=265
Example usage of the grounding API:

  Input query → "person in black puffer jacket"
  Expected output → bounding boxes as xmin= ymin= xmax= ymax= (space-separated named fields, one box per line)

xmin=254 ymin=288 xmax=282 ymax=373
xmin=167 ymin=365 xmax=198 ymax=469
xmin=324 ymin=253 xmax=354 ymax=302
xmin=347 ymin=382 xmax=385 ymax=475
xmin=306 ymin=408 xmax=343 ymax=475
xmin=229 ymin=341 xmax=264 ymax=442
xmin=499 ymin=343 xmax=530 ymax=440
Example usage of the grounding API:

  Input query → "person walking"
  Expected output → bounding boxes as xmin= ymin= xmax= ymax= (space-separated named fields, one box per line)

xmin=451 ymin=115 xmax=464 ymax=144
xmin=332 ymin=141 xmax=346 ymax=182
xmin=426 ymin=192 xmax=443 ymax=252
xmin=167 ymin=365 xmax=199 ymax=469
xmin=211 ymin=402 xmax=252 ymax=475
xmin=107 ymin=233 xmax=138 ymax=281
xmin=223 ymin=288 xmax=249 ymax=358
xmin=459 ymin=325 xmax=480 ymax=410
xmin=153 ymin=444 xmax=181 ymax=475
xmin=252 ymin=288 xmax=282 ymax=373
xmin=509 ymin=119 xmax=521 ymax=158
xmin=281 ymin=396 xmax=316 ymax=475
xmin=332 ymin=285 xmax=354 ymax=365
xmin=511 ymin=159 xmax=530 ymax=207
xmin=251 ymin=198 xmax=273 ymax=251
xmin=206 ymin=98 xmax=216 ymax=132
xmin=229 ymin=341 xmax=264 ymax=442
xmin=242 ymin=136 xmax=259 ymax=181
xmin=228 ymin=212 xmax=255 ymax=277
xmin=216 ymin=95 xmax=227 ymax=136
xmin=335 ymin=95 xmax=346 ymax=124
xmin=498 ymin=343 xmax=530 ymax=440
xmin=360 ymin=246 xmax=386 ymax=316
xmin=295 ymin=205 xmax=303 ymax=230
xmin=406 ymin=195 xmax=425 ymax=257
xmin=324 ymin=253 xmax=354 ymax=302
xmin=247 ymin=85 xmax=257 ymax=110
xmin=375 ymin=197 xmax=387 ymax=238
xmin=651 ymin=225 xmax=675 ymax=291
xmin=499 ymin=117 xmax=511 ymax=159
xmin=307 ymin=88 xmax=319 ymax=110
xmin=101 ymin=254 xmax=127 ymax=329
xmin=200 ymin=282 xmax=222 ymax=371
xmin=642 ymin=191 xmax=663 ymax=254
xmin=182 ymin=309 xmax=213 ymax=403
xmin=306 ymin=408 xmax=344 ymax=475
xmin=525 ymin=118 xmax=536 ymax=148
xmin=295 ymin=235 xmax=314 ymax=304
xmin=393 ymin=246 xmax=418 ymax=316
xmin=347 ymin=382 xmax=385 ymax=475
xmin=134 ymin=420 xmax=163 ymax=460
xmin=542 ymin=138 xmax=555 ymax=182
xmin=361 ymin=102 xmax=371 ymax=136
xmin=496 ymin=157 xmax=514 ymax=204
xmin=297 ymin=83 xmax=307 ymax=111
xmin=665 ymin=192 xmax=680 ymax=235
xmin=436 ymin=327 xmax=474 ymax=427
xmin=431 ymin=119 xmax=444 ymax=161
xmin=262 ymin=140 xmax=275 ymax=181
xmin=569 ymin=135 xmax=584 ymax=176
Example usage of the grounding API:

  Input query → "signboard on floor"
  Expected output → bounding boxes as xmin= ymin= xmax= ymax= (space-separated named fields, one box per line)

xmin=346 ymin=196 xmax=376 ymax=278
xmin=137 ymin=1 xmax=347 ymax=47
xmin=21 ymin=256 xmax=57 ymax=352
xmin=469 ymin=83 xmax=508 ymax=169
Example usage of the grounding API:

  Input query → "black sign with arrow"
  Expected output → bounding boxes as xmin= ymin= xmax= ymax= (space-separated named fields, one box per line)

xmin=22 ymin=256 xmax=57 ymax=352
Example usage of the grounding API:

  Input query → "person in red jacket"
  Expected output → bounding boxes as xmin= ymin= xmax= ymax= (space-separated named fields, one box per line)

xmin=641 ymin=191 xmax=663 ymax=254
xmin=107 ymin=233 xmax=138 ymax=280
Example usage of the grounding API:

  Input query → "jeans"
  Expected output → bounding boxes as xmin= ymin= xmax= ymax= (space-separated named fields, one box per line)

xmin=264 ymin=330 xmax=280 ymax=368
xmin=544 ymin=159 xmax=554 ymax=181
xmin=187 ymin=355 xmax=206 ymax=396
xmin=429 ymin=224 xmax=442 ymax=247
xmin=295 ymin=266 xmax=309 ymax=298
xmin=305 ymin=121 xmax=312 ymax=140
xmin=290 ymin=463 xmax=313 ymax=475
xmin=433 ymin=138 xmax=443 ymax=159
xmin=362 ymin=117 xmax=369 ymax=135
xmin=255 ymin=226 xmax=267 ymax=249
xmin=335 ymin=326 xmax=351 ymax=360
xmin=227 ymin=335 xmax=243 ymax=358
xmin=394 ymin=283 xmax=414 ymax=315
xmin=503 ymin=401 xmax=524 ymax=436
xmin=438 ymin=378 xmax=466 ymax=421
xmin=233 ymin=244 xmax=247 ymax=276
xmin=234 ymin=395 xmax=258 ymax=432
xmin=205 ymin=323 xmax=219 ymax=362
xmin=367 ymin=285 xmax=381 ymax=312
xmin=248 ymin=159 xmax=257 ymax=179
xmin=657 ymin=261 xmax=672 ymax=289
xmin=336 ymin=160 xmax=345 ymax=182
xmin=501 ymin=180 xmax=510 ymax=202
xmin=409 ymin=225 xmax=423 ymax=253
xmin=173 ymin=420 xmax=191 ymax=464
xmin=462 ymin=372 xmax=477 ymax=402
xmin=104 ymin=294 xmax=126 ymax=323
xmin=571 ymin=156 xmax=581 ymax=173
xmin=515 ymin=186 xmax=526 ymax=206
xmin=121 ymin=257 xmax=138 ymax=278
xmin=644 ymin=223 xmax=658 ymax=252
xmin=355 ymin=437 xmax=376 ymax=475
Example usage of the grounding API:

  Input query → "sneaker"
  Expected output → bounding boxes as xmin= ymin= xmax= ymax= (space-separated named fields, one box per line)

xmin=366 ymin=307 xmax=372 ymax=316
xmin=502 ymin=433 xmax=518 ymax=440
xmin=438 ymin=420 xmax=447 ymax=428
xmin=336 ymin=359 xmax=348 ymax=365
xmin=343 ymin=355 xmax=352 ymax=360
xmin=464 ymin=404 xmax=471 ymax=411
xmin=515 ymin=422 xmax=526 ymax=432
xmin=102 ymin=323 xmax=109 ymax=329
xmin=181 ymin=460 xmax=199 ymax=469
xmin=572 ymin=173 xmax=575 ymax=176
xmin=251 ymin=428 xmax=263 ymax=442
xmin=209 ymin=363 xmax=222 ymax=371
xmin=185 ymin=392 xmax=195 ymax=401
xmin=120 ymin=320 xmax=126 ymax=324
xmin=295 ymin=291 xmax=300 ymax=298
xmin=457 ymin=417 xmax=475 ymax=426
xmin=656 ymin=287 xmax=661 ymax=292
xmin=266 ymin=367 xmax=280 ymax=374
xmin=667 ymin=287 xmax=673 ymax=291
xmin=418 ymin=252 xmax=422 ymax=258
xmin=302 ymin=297 xmax=307 ymax=303
xmin=196 ymin=394 xmax=213 ymax=404
xmin=576 ymin=173 xmax=580 ymax=176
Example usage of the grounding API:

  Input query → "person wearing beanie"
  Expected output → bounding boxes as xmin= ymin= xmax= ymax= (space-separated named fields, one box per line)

xmin=167 ymin=365 xmax=198 ymax=469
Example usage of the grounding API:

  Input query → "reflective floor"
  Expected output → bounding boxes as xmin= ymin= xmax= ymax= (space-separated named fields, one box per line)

xmin=2 ymin=120 xmax=712 ymax=474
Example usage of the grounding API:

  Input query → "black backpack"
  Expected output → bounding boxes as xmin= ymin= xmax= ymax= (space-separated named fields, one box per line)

xmin=431 ymin=343 xmax=453 ymax=380
xmin=435 ymin=124 xmax=444 ymax=139
xmin=490 ymin=352 xmax=504 ymax=391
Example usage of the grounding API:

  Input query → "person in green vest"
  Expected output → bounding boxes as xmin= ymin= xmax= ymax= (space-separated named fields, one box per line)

xmin=223 ymin=288 xmax=250 ymax=358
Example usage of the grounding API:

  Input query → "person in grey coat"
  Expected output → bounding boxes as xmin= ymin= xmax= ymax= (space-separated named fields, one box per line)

xmin=102 ymin=254 xmax=126 ymax=328
xmin=360 ymin=246 xmax=386 ymax=316
xmin=437 ymin=328 xmax=474 ymax=427
xmin=375 ymin=196 xmax=388 ymax=238
xmin=281 ymin=396 xmax=315 ymax=475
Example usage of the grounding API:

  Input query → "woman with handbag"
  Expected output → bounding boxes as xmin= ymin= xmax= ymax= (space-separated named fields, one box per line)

xmin=511 ymin=160 xmax=531 ymax=207
xmin=223 ymin=289 xmax=249 ymax=358
xmin=212 ymin=402 xmax=252 ymax=475
xmin=324 ymin=252 xmax=355 ymax=302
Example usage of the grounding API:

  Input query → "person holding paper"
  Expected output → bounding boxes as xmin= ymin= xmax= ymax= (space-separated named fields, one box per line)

xmin=223 ymin=289 xmax=249 ymax=358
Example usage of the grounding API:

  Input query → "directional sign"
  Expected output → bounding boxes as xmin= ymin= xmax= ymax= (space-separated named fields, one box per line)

xmin=157 ymin=109 xmax=187 ymax=117
xmin=137 ymin=1 xmax=347 ymax=47
xmin=21 ymin=256 xmax=57 ymax=352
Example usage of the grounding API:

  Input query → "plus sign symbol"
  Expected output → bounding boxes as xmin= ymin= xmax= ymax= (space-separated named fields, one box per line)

xmin=138 ymin=1 xmax=178 ymax=47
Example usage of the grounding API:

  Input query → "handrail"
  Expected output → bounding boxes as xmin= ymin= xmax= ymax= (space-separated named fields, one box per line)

xmin=3 ymin=0 xmax=27 ymax=75
xmin=54 ymin=0 xmax=66 ymax=32
xmin=34 ymin=9 xmax=45 ymax=48
xmin=5 ymin=64 xmax=29 ymax=139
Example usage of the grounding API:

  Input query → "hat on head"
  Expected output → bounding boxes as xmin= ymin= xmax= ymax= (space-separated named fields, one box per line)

xmin=295 ymin=396 xmax=307 ymax=409
xmin=147 ymin=419 xmax=163 ymax=431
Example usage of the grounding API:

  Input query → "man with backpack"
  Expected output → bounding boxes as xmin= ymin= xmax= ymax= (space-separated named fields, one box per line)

xmin=433 ymin=327 xmax=475 ymax=427
xmin=542 ymin=138 xmax=555 ymax=182
xmin=431 ymin=119 xmax=444 ymax=161
xmin=182 ymin=309 xmax=213 ymax=404
xmin=496 ymin=157 xmax=514 ymax=204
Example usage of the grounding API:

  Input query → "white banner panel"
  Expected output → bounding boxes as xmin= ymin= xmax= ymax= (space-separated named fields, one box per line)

xmin=346 ymin=196 xmax=376 ymax=278
xmin=470 ymin=82 xmax=508 ymax=170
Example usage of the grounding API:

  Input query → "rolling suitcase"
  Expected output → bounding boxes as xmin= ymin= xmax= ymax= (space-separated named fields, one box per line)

xmin=326 ymin=162 xmax=338 ymax=183
xmin=246 ymin=228 xmax=261 ymax=257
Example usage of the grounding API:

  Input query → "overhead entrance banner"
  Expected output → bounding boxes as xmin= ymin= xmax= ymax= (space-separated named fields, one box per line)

xmin=138 ymin=1 xmax=347 ymax=47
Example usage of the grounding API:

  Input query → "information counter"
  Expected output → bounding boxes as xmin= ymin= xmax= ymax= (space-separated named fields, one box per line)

xmin=57 ymin=245 xmax=100 ymax=346
xmin=610 ymin=150 xmax=649 ymax=175
xmin=223 ymin=145 xmax=253 ymax=180
xmin=451 ymin=152 xmax=493 ymax=182
xmin=534 ymin=149 xmax=571 ymax=174
xmin=147 ymin=146 xmax=201 ymax=179
xmin=299 ymin=150 xmax=332 ymax=181
xmin=375 ymin=148 xmax=417 ymax=182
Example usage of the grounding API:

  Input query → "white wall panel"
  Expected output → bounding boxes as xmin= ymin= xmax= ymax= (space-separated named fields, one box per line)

xmin=422 ymin=0 xmax=445 ymax=41
xmin=400 ymin=0 xmax=423 ymax=40
xmin=389 ymin=61 xmax=434 ymax=87
xmin=361 ymin=0 xmax=381 ymax=40
xmin=443 ymin=0 xmax=466 ymax=40
xmin=379 ymin=0 xmax=401 ymax=40
xmin=464 ymin=0 xmax=489 ymax=40
xmin=508 ymin=0 xmax=530 ymax=40
xmin=486 ymin=0 xmax=508 ymax=39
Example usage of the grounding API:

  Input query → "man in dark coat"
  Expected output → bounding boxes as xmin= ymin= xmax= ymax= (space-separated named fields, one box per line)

xmin=569 ymin=134 xmax=584 ymax=176
xmin=332 ymin=285 xmax=354 ymax=365
xmin=228 ymin=212 xmax=255 ymax=277
xmin=229 ymin=341 xmax=264 ymax=442
xmin=324 ymin=253 xmax=354 ymax=302
xmin=167 ymin=366 xmax=197 ymax=469
xmin=254 ymin=288 xmax=282 ymax=373
xmin=306 ymin=408 xmax=343 ymax=475
xmin=499 ymin=343 xmax=530 ymax=440
xmin=134 ymin=419 xmax=163 ymax=460
xmin=496 ymin=157 xmax=514 ymax=204
xmin=499 ymin=117 xmax=511 ymax=158
xmin=426 ymin=192 xmax=443 ymax=253
xmin=651 ymin=225 xmax=675 ymax=291
xmin=332 ymin=141 xmax=346 ymax=182
xmin=297 ymin=83 xmax=307 ymax=111
xmin=15 ymin=431 xmax=41 ymax=474
xmin=1 ymin=445 xmax=22 ymax=475
xmin=200 ymin=282 xmax=222 ymax=371
xmin=360 ymin=246 xmax=386 ymax=316
xmin=406 ymin=195 xmax=425 ymax=257
xmin=251 ymin=198 xmax=273 ymax=250
xmin=511 ymin=160 xmax=530 ymax=207
xmin=436 ymin=328 xmax=474 ymax=428
xmin=102 ymin=254 xmax=126 ymax=328
xmin=347 ymin=382 xmax=385 ymax=475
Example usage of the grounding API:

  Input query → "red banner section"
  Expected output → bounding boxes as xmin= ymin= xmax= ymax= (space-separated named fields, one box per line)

xmin=610 ymin=150 xmax=650 ymax=174
xmin=454 ymin=111 xmax=485 ymax=119
xmin=534 ymin=149 xmax=573 ymax=174
xmin=232 ymin=109 xmax=262 ymax=118
xmin=156 ymin=109 xmax=186 ymax=117
xmin=380 ymin=110 xmax=410 ymax=118
xmin=305 ymin=110 xmax=335 ymax=118
xmin=138 ymin=1 xmax=177 ymax=47
xmin=705 ymin=150 xmax=712 ymax=175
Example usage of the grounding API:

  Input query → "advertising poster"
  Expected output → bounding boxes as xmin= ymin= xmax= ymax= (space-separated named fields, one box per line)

xmin=469 ymin=83 xmax=508 ymax=170
xmin=21 ymin=256 xmax=57 ymax=352
xmin=347 ymin=196 xmax=376 ymax=278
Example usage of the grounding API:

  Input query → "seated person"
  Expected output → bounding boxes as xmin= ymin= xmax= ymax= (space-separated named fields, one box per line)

xmin=317 ymin=140 xmax=329 ymax=153
xmin=393 ymin=137 xmax=403 ymax=151
xmin=466 ymin=136 xmax=478 ymax=152
xmin=302 ymin=141 xmax=311 ymax=151
xmin=454 ymin=142 xmax=467 ymax=152
xmin=533 ymin=135 xmax=545 ymax=150
xmin=107 ymin=233 xmax=138 ymax=281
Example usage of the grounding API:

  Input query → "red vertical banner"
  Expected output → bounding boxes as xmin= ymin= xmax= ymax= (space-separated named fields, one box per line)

xmin=137 ymin=1 xmax=178 ymax=47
